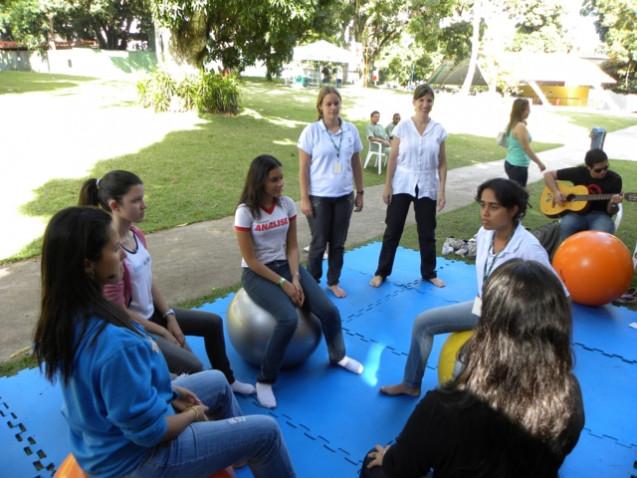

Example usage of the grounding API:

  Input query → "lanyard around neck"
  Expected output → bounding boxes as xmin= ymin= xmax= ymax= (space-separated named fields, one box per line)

xmin=323 ymin=121 xmax=343 ymax=157
xmin=483 ymin=233 xmax=511 ymax=280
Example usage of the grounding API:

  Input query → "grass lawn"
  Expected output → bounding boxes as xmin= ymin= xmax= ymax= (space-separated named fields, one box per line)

xmin=0 ymin=70 xmax=94 ymax=94
xmin=6 ymin=76 xmax=559 ymax=262
xmin=557 ymin=111 xmax=637 ymax=133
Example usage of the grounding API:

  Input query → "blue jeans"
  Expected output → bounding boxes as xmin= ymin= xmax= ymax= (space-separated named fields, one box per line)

xmin=559 ymin=211 xmax=615 ymax=243
xmin=403 ymin=301 xmax=478 ymax=389
xmin=242 ymin=262 xmax=346 ymax=383
xmin=126 ymin=370 xmax=295 ymax=478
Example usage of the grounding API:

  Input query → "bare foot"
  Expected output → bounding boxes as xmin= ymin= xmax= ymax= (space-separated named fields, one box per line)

xmin=369 ymin=275 xmax=384 ymax=288
xmin=379 ymin=383 xmax=420 ymax=397
xmin=328 ymin=284 xmax=347 ymax=298
xmin=428 ymin=277 xmax=446 ymax=288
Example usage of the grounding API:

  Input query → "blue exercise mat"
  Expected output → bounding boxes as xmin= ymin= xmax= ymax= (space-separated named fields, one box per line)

xmin=1 ymin=244 xmax=636 ymax=477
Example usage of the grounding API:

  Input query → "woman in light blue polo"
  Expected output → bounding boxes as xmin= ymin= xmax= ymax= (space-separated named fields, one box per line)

xmin=504 ymin=98 xmax=545 ymax=187
xmin=298 ymin=86 xmax=364 ymax=298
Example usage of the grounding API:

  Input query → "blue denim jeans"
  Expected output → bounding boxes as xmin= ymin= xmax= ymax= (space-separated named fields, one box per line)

xmin=242 ymin=262 xmax=346 ymax=383
xmin=559 ymin=211 xmax=615 ymax=243
xmin=125 ymin=370 xmax=295 ymax=478
xmin=403 ymin=301 xmax=478 ymax=389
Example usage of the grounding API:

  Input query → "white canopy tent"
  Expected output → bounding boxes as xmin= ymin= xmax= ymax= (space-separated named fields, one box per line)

xmin=291 ymin=40 xmax=357 ymax=86
xmin=293 ymin=40 xmax=356 ymax=64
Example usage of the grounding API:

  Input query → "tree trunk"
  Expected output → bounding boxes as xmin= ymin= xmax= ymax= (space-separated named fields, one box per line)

xmin=461 ymin=0 xmax=481 ymax=95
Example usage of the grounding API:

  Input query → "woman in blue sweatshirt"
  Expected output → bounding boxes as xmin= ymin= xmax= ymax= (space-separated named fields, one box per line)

xmin=33 ymin=206 xmax=296 ymax=478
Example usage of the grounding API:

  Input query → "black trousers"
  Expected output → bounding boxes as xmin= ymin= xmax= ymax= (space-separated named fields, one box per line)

xmin=150 ymin=307 xmax=234 ymax=382
xmin=307 ymin=193 xmax=354 ymax=286
xmin=504 ymin=161 xmax=528 ymax=187
xmin=374 ymin=193 xmax=437 ymax=280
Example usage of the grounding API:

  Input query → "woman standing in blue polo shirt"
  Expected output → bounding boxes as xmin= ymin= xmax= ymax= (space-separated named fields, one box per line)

xmin=298 ymin=87 xmax=364 ymax=298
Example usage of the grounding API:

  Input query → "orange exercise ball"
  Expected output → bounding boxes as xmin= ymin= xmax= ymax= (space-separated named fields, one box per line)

xmin=54 ymin=454 xmax=87 ymax=478
xmin=55 ymin=454 xmax=235 ymax=478
xmin=552 ymin=231 xmax=633 ymax=307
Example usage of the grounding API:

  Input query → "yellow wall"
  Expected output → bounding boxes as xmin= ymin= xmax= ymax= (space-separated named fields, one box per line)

xmin=520 ymin=84 xmax=590 ymax=106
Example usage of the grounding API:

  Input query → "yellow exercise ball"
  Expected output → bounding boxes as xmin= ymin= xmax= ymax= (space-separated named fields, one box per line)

xmin=437 ymin=331 xmax=474 ymax=384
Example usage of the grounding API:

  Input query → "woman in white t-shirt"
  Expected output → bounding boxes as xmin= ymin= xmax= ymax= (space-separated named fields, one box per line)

xmin=298 ymin=86 xmax=364 ymax=298
xmin=235 ymin=155 xmax=364 ymax=409
xmin=369 ymin=84 xmax=447 ymax=288
xmin=79 ymin=171 xmax=255 ymax=396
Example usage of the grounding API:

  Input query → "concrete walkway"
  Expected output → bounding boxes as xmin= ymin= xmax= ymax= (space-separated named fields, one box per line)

xmin=1 ymin=125 xmax=636 ymax=362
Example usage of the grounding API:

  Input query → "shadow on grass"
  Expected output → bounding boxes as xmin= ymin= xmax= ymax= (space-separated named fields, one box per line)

xmin=0 ymin=71 xmax=94 ymax=95
xmin=14 ymin=79 xmax=554 ymax=262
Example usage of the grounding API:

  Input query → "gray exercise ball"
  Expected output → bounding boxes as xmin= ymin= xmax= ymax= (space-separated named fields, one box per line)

xmin=227 ymin=288 xmax=322 ymax=369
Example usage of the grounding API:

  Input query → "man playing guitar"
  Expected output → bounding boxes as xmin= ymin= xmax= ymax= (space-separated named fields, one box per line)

xmin=544 ymin=149 xmax=623 ymax=244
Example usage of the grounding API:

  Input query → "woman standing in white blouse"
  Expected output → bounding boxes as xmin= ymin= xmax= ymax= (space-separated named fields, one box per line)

xmin=370 ymin=84 xmax=447 ymax=288
xmin=298 ymin=87 xmax=364 ymax=298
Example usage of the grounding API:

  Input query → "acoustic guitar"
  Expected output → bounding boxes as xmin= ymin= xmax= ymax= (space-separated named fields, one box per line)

xmin=539 ymin=181 xmax=637 ymax=218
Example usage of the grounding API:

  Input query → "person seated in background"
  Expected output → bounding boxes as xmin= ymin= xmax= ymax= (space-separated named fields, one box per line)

xmin=361 ymin=260 xmax=584 ymax=478
xmin=543 ymin=148 xmax=622 ymax=243
xmin=385 ymin=113 xmax=401 ymax=139
xmin=366 ymin=110 xmax=391 ymax=154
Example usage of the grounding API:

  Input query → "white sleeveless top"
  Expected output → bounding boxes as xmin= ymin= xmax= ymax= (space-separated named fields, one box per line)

xmin=124 ymin=234 xmax=154 ymax=320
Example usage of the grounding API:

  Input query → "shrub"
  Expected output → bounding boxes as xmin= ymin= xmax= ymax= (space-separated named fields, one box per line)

xmin=196 ymin=72 xmax=240 ymax=114
xmin=136 ymin=70 xmax=177 ymax=112
xmin=136 ymin=70 xmax=240 ymax=114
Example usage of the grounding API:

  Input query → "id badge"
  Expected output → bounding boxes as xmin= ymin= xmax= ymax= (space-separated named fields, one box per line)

xmin=471 ymin=296 xmax=482 ymax=317
xmin=333 ymin=161 xmax=342 ymax=174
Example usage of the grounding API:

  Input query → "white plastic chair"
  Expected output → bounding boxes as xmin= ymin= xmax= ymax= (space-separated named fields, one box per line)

xmin=363 ymin=140 xmax=386 ymax=174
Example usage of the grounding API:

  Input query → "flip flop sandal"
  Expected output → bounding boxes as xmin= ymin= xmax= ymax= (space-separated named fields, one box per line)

xmin=613 ymin=295 xmax=637 ymax=305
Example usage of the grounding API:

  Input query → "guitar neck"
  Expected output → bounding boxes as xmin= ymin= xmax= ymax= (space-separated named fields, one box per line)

xmin=570 ymin=194 xmax=615 ymax=201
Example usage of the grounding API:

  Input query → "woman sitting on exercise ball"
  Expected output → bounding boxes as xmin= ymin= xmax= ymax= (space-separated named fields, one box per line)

xmin=235 ymin=154 xmax=364 ymax=409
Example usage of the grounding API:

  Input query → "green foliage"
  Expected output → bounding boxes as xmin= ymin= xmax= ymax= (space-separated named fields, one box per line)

xmin=196 ymin=72 xmax=240 ymax=114
xmin=0 ymin=0 xmax=152 ymax=50
xmin=506 ymin=0 xmax=568 ymax=53
xmin=137 ymin=71 xmax=240 ymax=114
xmin=150 ymin=0 xmax=336 ymax=76
xmin=557 ymin=111 xmax=637 ymax=133
xmin=0 ymin=0 xmax=52 ymax=49
xmin=61 ymin=0 xmax=153 ymax=50
xmin=0 ymin=71 xmax=92 ymax=94
xmin=583 ymin=0 xmax=637 ymax=93
xmin=137 ymin=70 xmax=176 ymax=112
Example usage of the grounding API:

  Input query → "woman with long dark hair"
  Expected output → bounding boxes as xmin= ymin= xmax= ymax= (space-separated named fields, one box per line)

xmin=34 ymin=207 xmax=295 ymax=478
xmin=235 ymin=154 xmax=364 ymax=409
xmin=381 ymin=178 xmax=563 ymax=397
xmin=79 ymin=170 xmax=254 ymax=395
xmin=363 ymin=260 xmax=583 ymax=477
xmin=298 ymin=86 xmax=364 ymax=298
xmin=369 ymin=84 xmax=447 ymax=289
xmin=503 ymin=98 xmax=545 ymax=186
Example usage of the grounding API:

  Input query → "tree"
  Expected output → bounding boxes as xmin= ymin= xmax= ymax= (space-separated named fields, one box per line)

xmin=583 ymin=0 xmax=637 ymax=93
xmin=150 ymin=0 xmax=335 ymax=78
xmin=61 ymin=0 xmax=153 ymax=50
xmin=0 ymin=0 xmax=63 ymax=49
xmin=506 ymin=0 xmax=568 ymax=53
xmin=0 ymin=0 xmax=152 ymax=50
xmin=460 ymin=0 xmax=481 ymax=94
xmin=344 ymin=0 xmax=458 ymax=85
